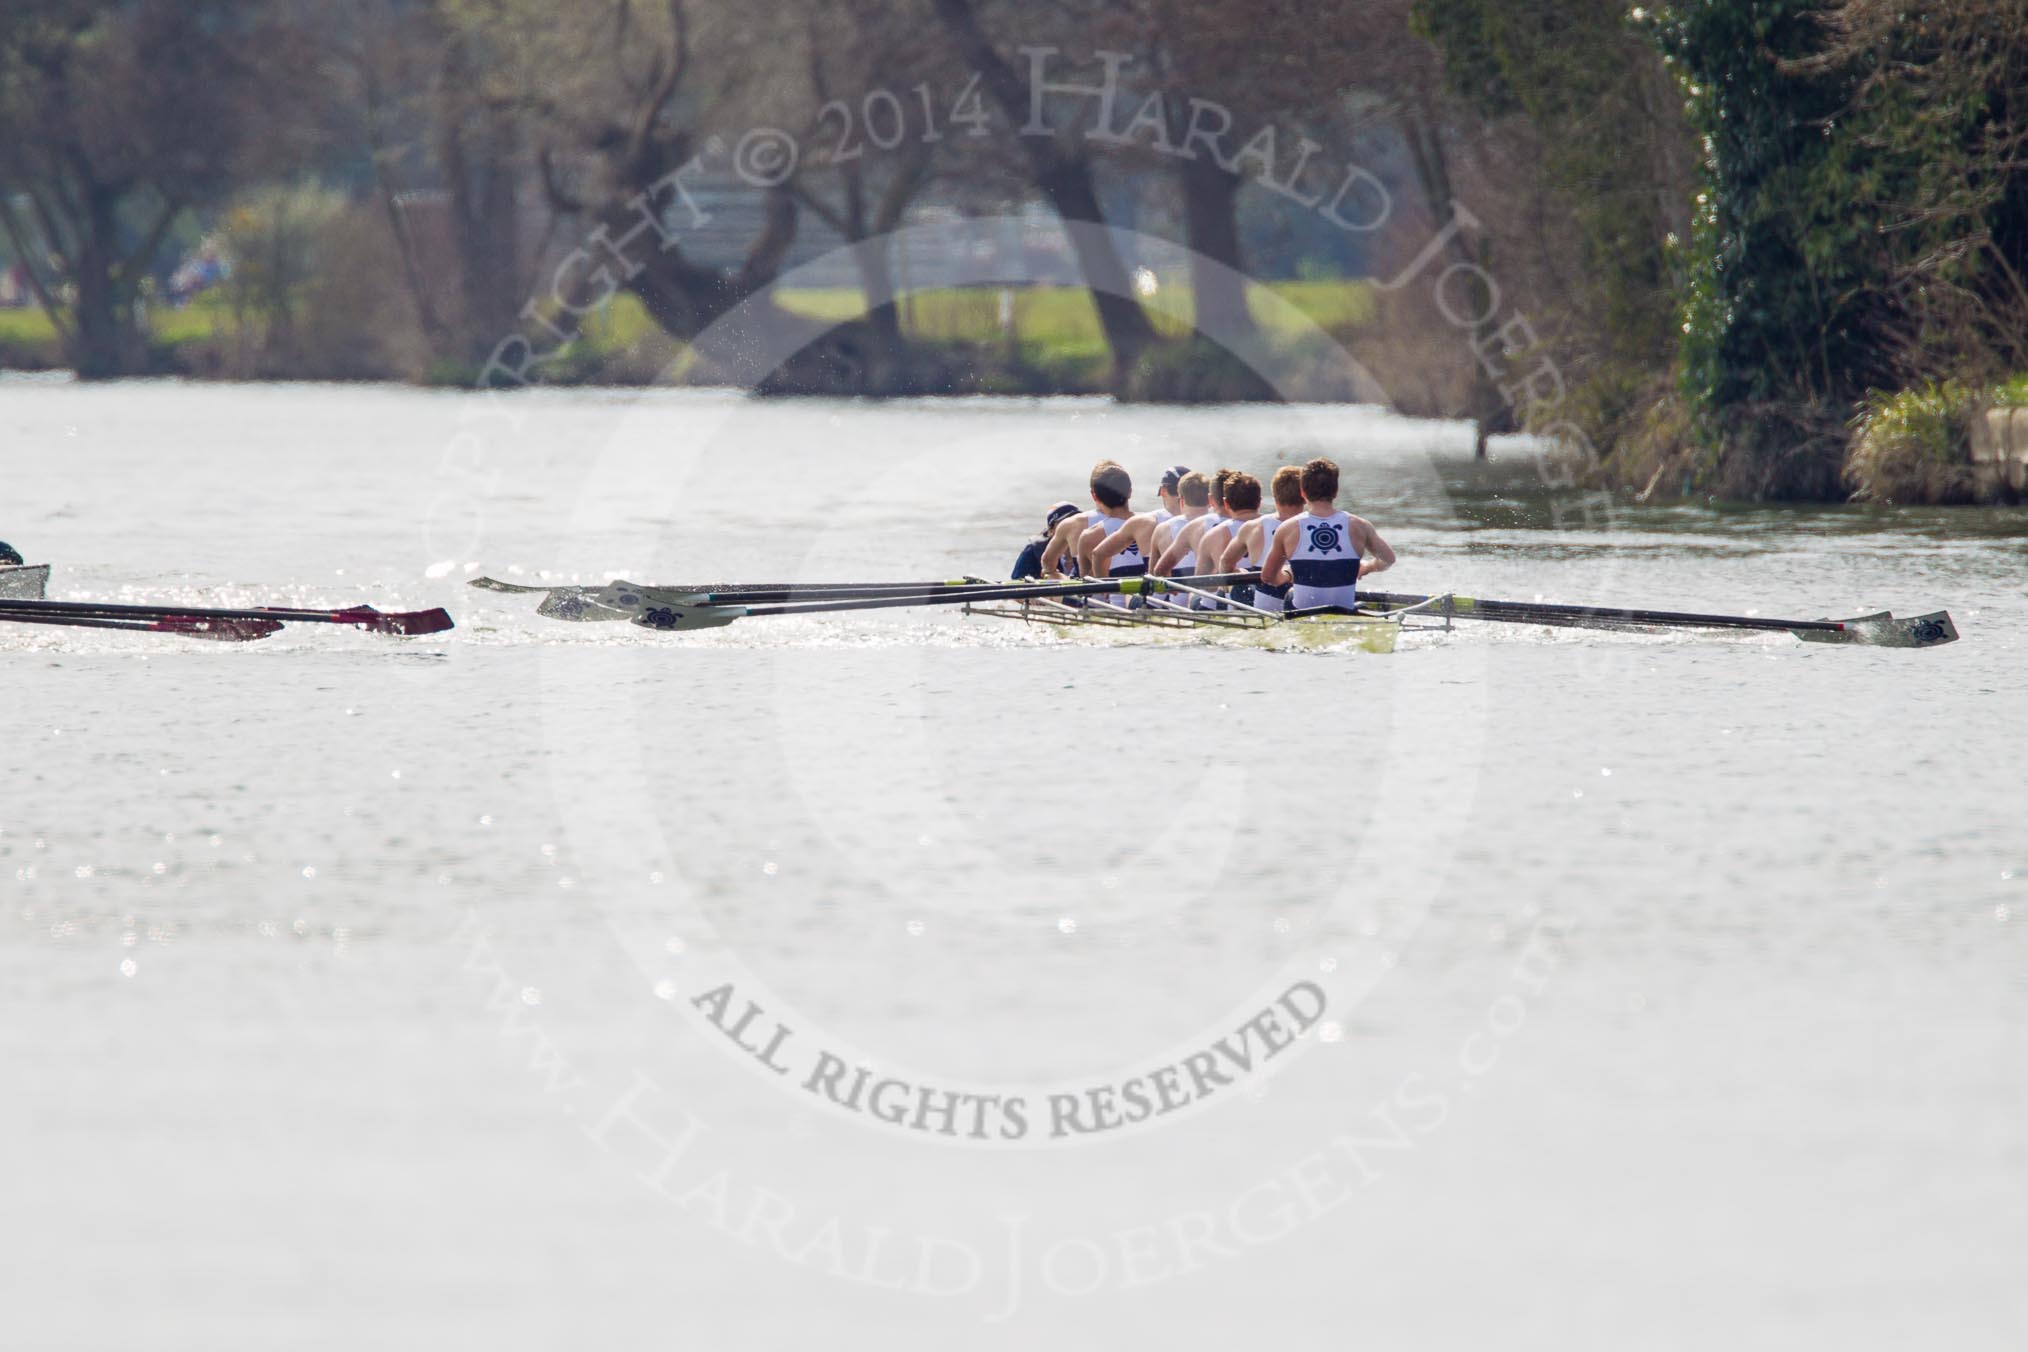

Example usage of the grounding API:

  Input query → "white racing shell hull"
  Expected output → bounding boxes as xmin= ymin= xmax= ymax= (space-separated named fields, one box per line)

xmin=0 ymin=564 xmax=50 ymax=601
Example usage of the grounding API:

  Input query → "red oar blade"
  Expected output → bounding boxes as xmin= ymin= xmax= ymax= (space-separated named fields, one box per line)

xmin=258 ymin=605 xmax=456 ymax=635
xmin=347 ymin=606 xmax=454 ymax=636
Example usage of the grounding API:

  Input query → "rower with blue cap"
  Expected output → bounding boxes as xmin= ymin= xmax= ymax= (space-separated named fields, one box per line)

xmin=1012 ymin=502 xmax=1083 ymax=580
xmin=1151 ymin=465 xmax=1189 ymax=528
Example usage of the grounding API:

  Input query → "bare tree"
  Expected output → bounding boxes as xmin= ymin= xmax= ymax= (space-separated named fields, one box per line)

xmin=1812 ymin=0 xmax=2028 ymax=384
xmin=331 ymin=0 xmax=564 ymax=365
xmin=1095 ymin=1 xmax=1267 ymax=346
xmin=449 ymin=0 xmax=858 ymax=386
xmin=931 ymin=0 xmax=1158 ymax=383
xmin=1238 ymin=0 xmax=1544 ymax=450
xmin=784 ymin=0 xmax=947 ymax=355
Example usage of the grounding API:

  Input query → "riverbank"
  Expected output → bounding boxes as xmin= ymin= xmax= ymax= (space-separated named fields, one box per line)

xmin=1578 ymin=378 xmax=2028 ymax=508
xmin=0 ymin=280 xmax=1374 ymax=386
xmin=11 ymin=287 xmax=2025 ymax=508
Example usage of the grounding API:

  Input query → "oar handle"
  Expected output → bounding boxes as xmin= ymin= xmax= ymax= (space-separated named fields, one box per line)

xmin=0 ymin=598 xmax=454 ymax=635
xmin=0 ymin=612 xmax=277 ymax=641
xmin=1358 ymin=591 xmax=1846 ymax=634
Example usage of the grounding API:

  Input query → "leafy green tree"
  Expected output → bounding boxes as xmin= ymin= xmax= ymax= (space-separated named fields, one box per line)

xmin=0 ymin=1 xmax=307 ymax=376
xmin=1644 ymin=0 xmax=1878 ymax=420
xmin=1638 ymin=1 xmax=2028 ymax=495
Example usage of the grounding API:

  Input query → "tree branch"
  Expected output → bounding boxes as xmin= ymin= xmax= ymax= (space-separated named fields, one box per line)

xmin=26 ymin=184 xmax=77 ymax=276
xmin=0 ymin=194 xmax=74 ymax=344
xmin=871 ymin=141 xmax=933 ymax=233
xmin=623 ymin=0 xmax=688 ymax=170
xmin=537 ymin=146 xmax=584 ymax=214
xmin=788 ymin=181 xmax=853 ymax=239
xmin=356 ymin=33 xmax=451 ymax=346
xmin=120 ymin=198 xmax=185 ymax=297
xmin=737 ymin=185 xmax=799 ymax=291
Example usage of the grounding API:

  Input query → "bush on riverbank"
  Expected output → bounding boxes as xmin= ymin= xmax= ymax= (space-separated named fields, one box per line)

xmin=0 ymin=308 xmax=61 ymax=370
xmin=1845 ymin=378 xmax=2028 ymax=506
xmin=1846 ymin=382 xmax=1981 ymax=505
xmin=1585 ymin=371 xmax=2028 ymax=507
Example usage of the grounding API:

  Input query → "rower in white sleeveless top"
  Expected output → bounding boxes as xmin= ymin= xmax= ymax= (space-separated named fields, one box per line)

xmin=1260 ymin=456 xmax=1396 ymax=612
xmin=1128 ymin=470 xmax=1209 ymax=583
xmin=1040 ymin=460 xmax=1137 ymax=579
xmin=1096 ymin=462 xmax=1189 ymax=585
xmin=1087 ymin=511 xmax=1149 ymax=577
xmin=1153 ymin=468 xmax=1237 ymax=582
xmin=1218 ymin=465 xmax=1305 ymax=612
xmin=1188 ymin=471 xmax=1262 ymax=608
xmin=1065 ymin=461 xmax=1148 ymax=605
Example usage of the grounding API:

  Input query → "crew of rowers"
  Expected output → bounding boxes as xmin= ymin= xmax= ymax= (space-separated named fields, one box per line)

xmin=1011 ymin=457 xmax=1395 ymax=613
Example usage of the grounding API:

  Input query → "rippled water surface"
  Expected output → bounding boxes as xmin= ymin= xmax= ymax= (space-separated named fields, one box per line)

xmin=4 ymin=379 xmax=2025 ymax=1348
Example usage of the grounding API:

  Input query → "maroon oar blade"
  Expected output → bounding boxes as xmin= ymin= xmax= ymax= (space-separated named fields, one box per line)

xmin=256 ymin=604 xmax=456 ymax=635
xmin=328 ymin=605 xmax=455 ymax=636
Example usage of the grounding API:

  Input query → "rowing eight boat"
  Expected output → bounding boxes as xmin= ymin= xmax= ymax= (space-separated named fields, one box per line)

xmin=470 ymin=574 xmax=1958 ymax=650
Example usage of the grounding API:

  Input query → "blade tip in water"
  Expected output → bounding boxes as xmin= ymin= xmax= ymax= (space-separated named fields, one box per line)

xmin=387 ymin=608 xmax=456 ymax=636
xmin=1808 ymin=611 xmax=1958 ymax=648
xmin=1895 ymin=611 xmax=1958 ymax=647
xmin=632 ymin=604 xmax=743 ymax=632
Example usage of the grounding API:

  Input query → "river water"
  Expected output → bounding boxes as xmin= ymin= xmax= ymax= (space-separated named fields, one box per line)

xmin=3 ymin=378 xmax=2024 ymax=1349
